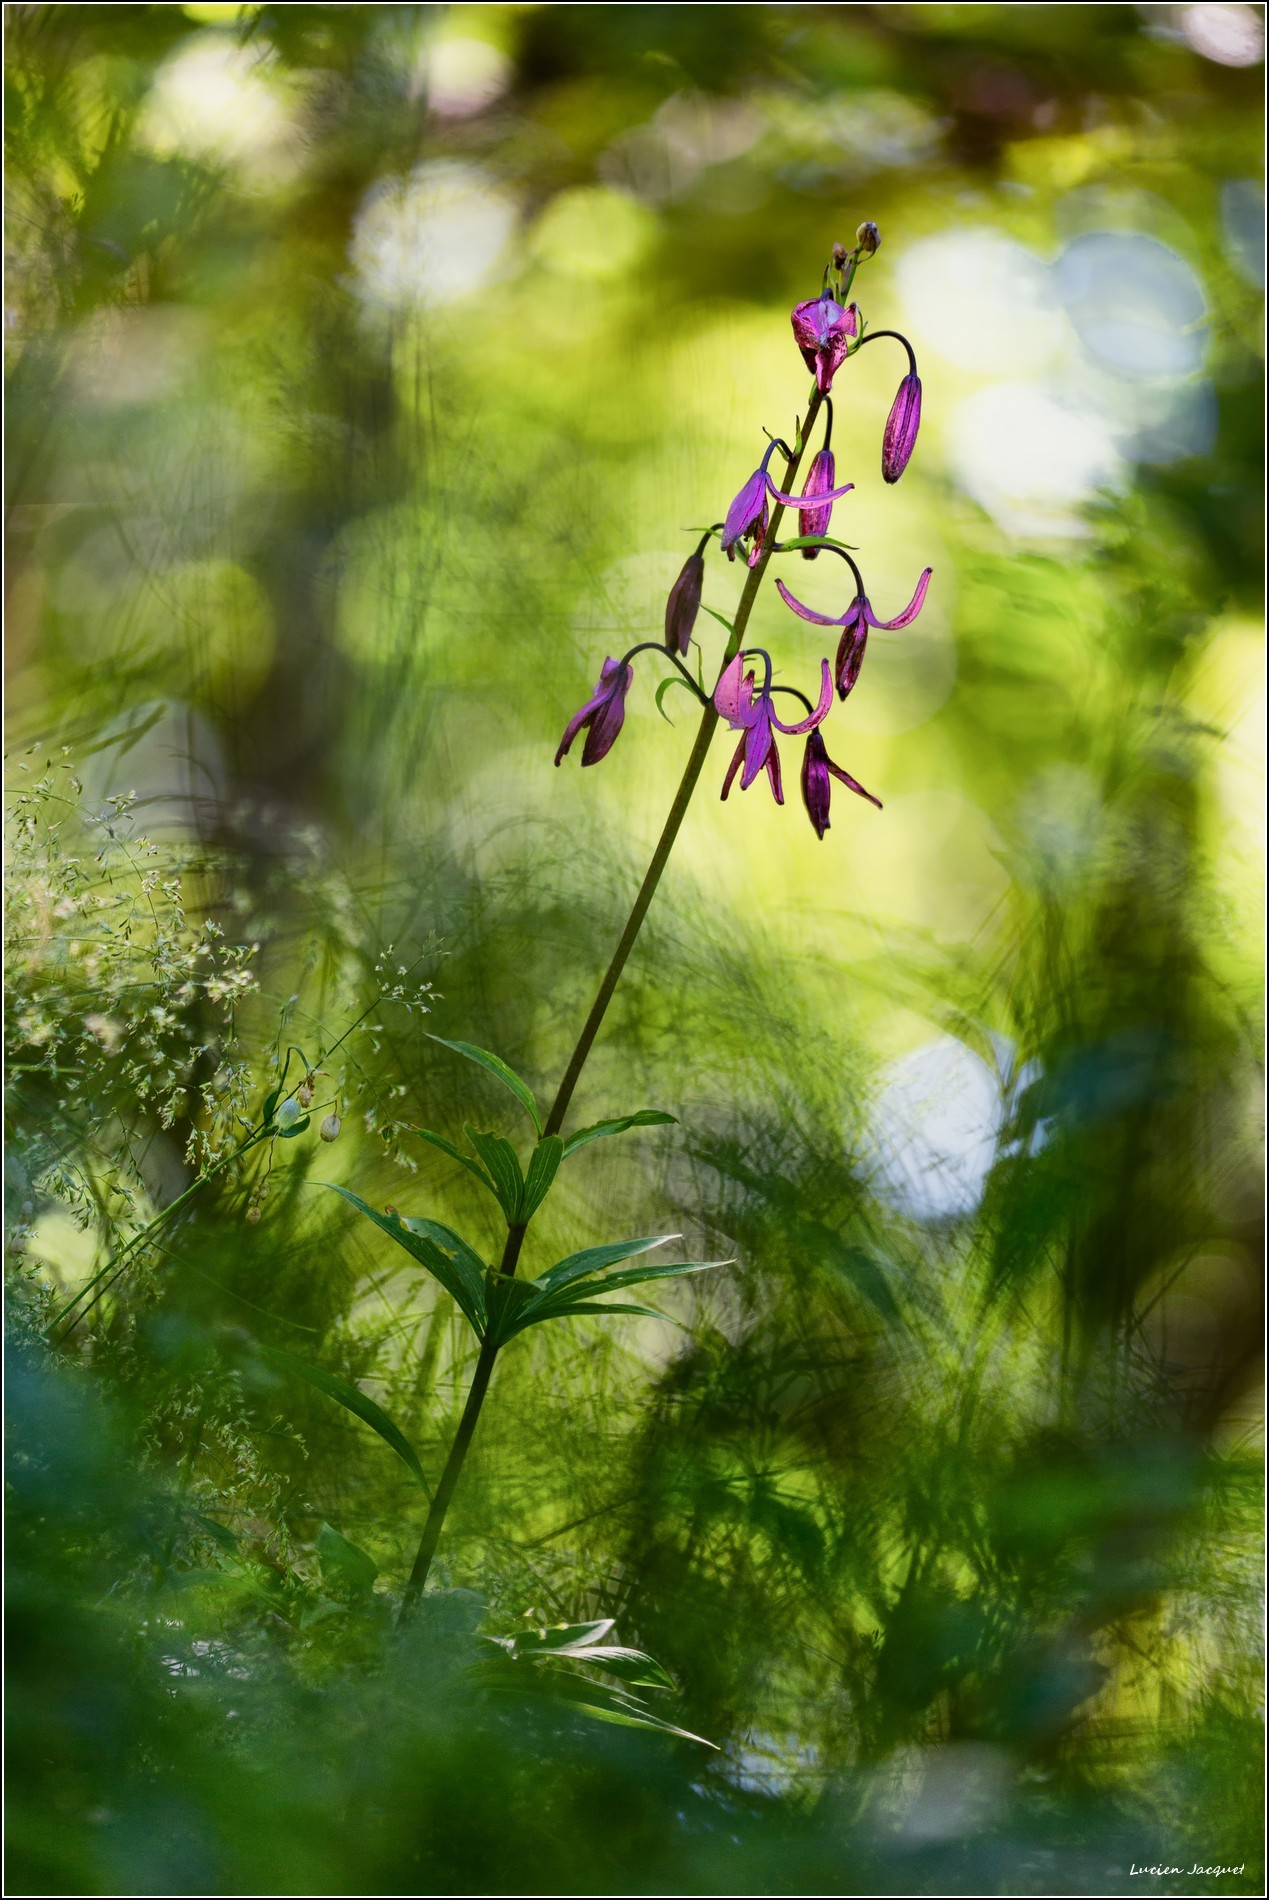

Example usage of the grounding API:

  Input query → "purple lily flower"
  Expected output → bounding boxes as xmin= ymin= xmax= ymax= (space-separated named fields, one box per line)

xmin=664 ymin=548 xmax=704 ymax=656
xmin=776 ymin=566 xmax=932 ymax=700
xmin=721 ymin=442 xmax=854 ymax=567
xmin=555 ymin=656 xmax=634 ymax=768
xmin=714 ymin=653 xmax=834 ymax=805
xmin=801 ymin=728 xmax=881 ymax=840
xmin=790 ymin=292 xmax=859 ymax=394
xmin=883 ymin=372 xmax=922 ymax=484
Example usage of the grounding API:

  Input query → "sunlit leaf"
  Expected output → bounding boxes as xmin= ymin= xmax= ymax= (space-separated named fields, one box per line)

xmin=428 ymin=1035 xmax=543 ymax=1133
xmin=533 ymin=1235 xmax=678 ymax=1296
xmin=561 ymin=1110 xmax=677 ymax=1158
xmin=407 ymin=1126 xmax=498 ymax=1202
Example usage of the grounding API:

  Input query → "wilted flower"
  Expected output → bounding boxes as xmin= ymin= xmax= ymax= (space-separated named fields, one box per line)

xmin=790 ymin=291 xmax=859 ymax=394
xmin=800 ymin=727 xmax=881 ymax=840
xmin=855 ymin=221 xmax=881 ymax=256
xmin=722 ymin=442 xmax=853 ymax=567
xmin=714 ymin=652 xmax=834 ymax=805
xmin=555 ymin=657 xmax=635 ymax=767
xmin=776 ymin=565 xmax=932 ymax=699
xmin=883 ymin=372 xmax=922 ymax=483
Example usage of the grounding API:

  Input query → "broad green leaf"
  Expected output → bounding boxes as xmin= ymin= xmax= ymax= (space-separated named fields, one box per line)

xmin=429 ymin=1036 xmax=543 ymax=1134
xmin=534 ymin=1235 xmax=678 ymax=1296
xmin=261 ymin=1084 xmax=283 ymax=1126
xmin=561 ymin=1110 xmax=677 ymax=1159
xmin=316 ymin=1522 xmax=378 ymax=1598
xmin=464 ymin=1127 xmax=524 ymax=1223
xmin=322 ymin=1185 xmax=487 ymax=1335
xmin=408 ymin=1127 xmax=498 ymax=1201
xmin=500 ymin=1299 xmax=670 ymax=1338
xmin=260 ymin=1342 xmax=430 ymax=1494
xmin=276 ymin=1114 xmax=311 ymax=1140
xmin=518 ymin=1134 xmax=564 ymax=1221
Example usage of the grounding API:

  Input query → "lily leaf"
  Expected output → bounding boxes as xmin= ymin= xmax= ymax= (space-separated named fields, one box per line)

xmin=429 ymin=1036 xmax=543 ymax=1134
xmin=519 ymin=1134 xmax=564 ymax=1222
xmin=533 ymin=1235 xmax=678 ymax=1297
xmin=408 ymin=1127 xmax=498 ymax=1203
xmin=260 ymin=1342 xmax=430 ymax=1494
xmin=323 ymin=1184 xmax=487 ymax=1335
xmin=700 ymin=604 xmax=735 ymax=634
xmin=464 ymin=1127 xmax=524 ymax=1225
xmin=561 ymin=1110 xmax=677 ymax=1159
xmin=654 ymin=675 xmax=696 ymax=727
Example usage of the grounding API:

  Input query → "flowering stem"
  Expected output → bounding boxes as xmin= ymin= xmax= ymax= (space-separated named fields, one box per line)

xmin=853 ymin=329 xmax=918 ymax=378
xmin=401 ymin=389 xmax=823 ymax=1608
xmin=539 ymin=387 xmax=825 ymax=1151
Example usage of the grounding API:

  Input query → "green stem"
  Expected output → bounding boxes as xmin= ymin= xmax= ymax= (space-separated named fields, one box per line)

xmin=399 ymin=1330 xmax=499 ymax=1619
xmin=400 ymin=385 xmax=823 ymax=1605
xmin=541 ymin=385 xmax=823 ymax=1148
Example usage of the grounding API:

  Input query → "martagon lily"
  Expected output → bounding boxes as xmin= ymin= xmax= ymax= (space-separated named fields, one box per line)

xmin=790 ymin=290 xmax=859 ymax=394
xmin=713 ymin=651 xmax=834 ymax=805
xmin=721 ymin=440 xmax=853 ymax=568
xmin=776 ymin=558 xmax=932 ymax=700
xmin=555 ymin=656 xmax=635 ymax=767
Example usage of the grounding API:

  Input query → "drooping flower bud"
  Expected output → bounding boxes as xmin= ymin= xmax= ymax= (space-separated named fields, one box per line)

xmin=855 ymin=221 xmax=881 ymax=256
xmin=664 ymin=550 xmax=704 ymax=655
xmin=319 ymin=1112 xmax=342 ymax=1142
xmin=882 ymin=372 xmax=922 ymax=484
xmin=555 ymin=657 xmax=635 ymax=767
xmin=797 ymin=449 xmax=840 ymax=558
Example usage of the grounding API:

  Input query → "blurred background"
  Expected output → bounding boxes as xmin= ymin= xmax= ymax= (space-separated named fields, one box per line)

xmin=5 ymin=4 xmax=1264 ymax=1894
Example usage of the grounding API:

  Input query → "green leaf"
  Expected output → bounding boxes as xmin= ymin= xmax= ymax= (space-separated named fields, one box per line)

xmin=700 ymin=604 xmax=735 ymax=634
xmin=562 ymin=1110 xmax=677 ymax=1159
xmin=518 ymin=1134 xmax=564 ymax=1222
xmin=408 ymin=1127 xmax=498 ymax=1201
xmin=773 ymin=532 xmax=858 ymax=554
xmin=533 ymin=1235 xmax=678 ymax=1296
xmin=428 ymin=1036 xmax=543 ymax=1134
xmin=259 ymin=1342 xmax=431 ymax=1494
xmin=261 ymin=1085 xmax=283 ymax=1127
xmin=322 ymin=1184 xmax=488 ymax=1335
xmin=482 ymin=1270 xmax=543 ymax=1347
xmin=276 ymin=1114 xmax=310 ymax=1140
xmin=316 ymin=1522 xmax=378 ymax=1598
xmin=464 ymin=1127 xmax=524 ymax=1224
xmin=654 ymin=675 xmax=696 ymax=727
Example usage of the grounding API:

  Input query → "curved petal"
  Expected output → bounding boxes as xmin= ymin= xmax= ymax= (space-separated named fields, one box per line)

xmin=770 ymin=659 xmax=833 ymax=735
xmin=765 ymin=474 xmax=854 ymax=509
xmin=827 ymin=760 xmax=882 ymax=809
xmin=775 ymin=579 xmax=850 ymax=627
xmin=555 ymin=689 xmax=604 ymax=766
xmin=861 ymin=567 xmax=932 ymax=630
xmin=713 ymin=653 xmax=751 ymax=725
xmin=764 ymin=739 xmax=784 ymax=805
xmin=739 ymin=703 xmax=774 ymax=790
xmin=719 ymin=735 xmax=746 ymax=801
xmin=720 ymin=470 xmax=767 ymax=553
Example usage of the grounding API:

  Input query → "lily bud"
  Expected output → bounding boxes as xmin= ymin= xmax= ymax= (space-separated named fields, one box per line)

xmin=664 ymin=551 xmax=704 ymax=656
xmin=831 ymin=241 xmax=849 ymax=269
xmin=882 ymin=372 xmax=921 ymax=484
xmin=855 ymin=221 xmax=881 ymax=256
xmin=319 ymin=1113 xmax=342 ymax=1143
xmin=797 ymin=449 xmax=840 ymax=558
